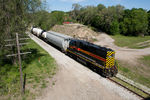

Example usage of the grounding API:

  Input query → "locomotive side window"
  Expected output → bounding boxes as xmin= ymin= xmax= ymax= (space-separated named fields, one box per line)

xmin=82 ymin=42 xmax=88 ymax=50
xmin=95 ymin=48 xmax=106 ymax=58
xmin=74 ymin=41 xmax=76 ymax=46
xmin=88 ymin=45 xmax=95 ymax=54
xmin=77 ymin=41 xmax=80 ymax=48
xmin=70 ymin=40 xmax=76 ymax=46
xmin=82 ymin=43 xmax=86 ymax=50
xmin=69 ymin=40 xmax=73 ymax=46
xmin=79 ymin=42 xmax=83 ymax=48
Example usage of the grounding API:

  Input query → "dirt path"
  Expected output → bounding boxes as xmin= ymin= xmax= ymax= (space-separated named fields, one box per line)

xmin=94 ymin=33 xmax=150 ymax=66
xmin=29 ymin=34 xmax=140 ymax=100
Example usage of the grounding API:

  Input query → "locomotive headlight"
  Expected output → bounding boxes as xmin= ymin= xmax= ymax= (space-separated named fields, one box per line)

xmin=108 ymin=54 xmax=114 ymax=58
xmin=108 ymin=56 xmax=112 ymax=58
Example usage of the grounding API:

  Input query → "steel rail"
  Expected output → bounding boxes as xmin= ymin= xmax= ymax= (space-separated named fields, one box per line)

xmin=108 ymin=77 xmax=150 ymax=100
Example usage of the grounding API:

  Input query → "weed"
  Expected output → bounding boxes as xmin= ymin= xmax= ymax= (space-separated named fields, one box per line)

xmin=41 ymin=82 xmax=47 ymax=88
xmin=0 ymin=39 xmax=57 ymax=99
xmin=117 ymin=60 xmax=150 ymax=88
xmin=52 ymin=81 xmax=55 ymax=85
xmin=141 ymin=55 xmax=150 ymax=67
xmin=111 ymin=35 xmax=150 ymax=49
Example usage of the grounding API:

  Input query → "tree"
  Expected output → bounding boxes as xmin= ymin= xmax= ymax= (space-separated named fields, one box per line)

xmin=148 ymin=10 xmax=150 ymax=35
xmin=71 ymin=3 xmax=82 ymax=20
xmin=110 ymin=20 xmax=120 ymax=35
xmin=51 ymin=11 xmax=65 ymax=24
xmin=97 ymin=4 xmax=105 ymax=11
xmin=98 ymin=5 xmax=124 ymax=34
xmin=80 ymin=6 xmax=98 ymax=25
xmin=0 ymin=0 xmax=43 ymax=63
xmin=33 ymin=10 xmax=69 ymax=30
xmin=33 ymin=10 xmax=52 ymax=30
xmin=120 ymin=8 xmax=148 ymax=36
xmin=0 ymin=0 xmax=42 ymax=42
xmin=70 ymin=4 xmax=149 ymax=36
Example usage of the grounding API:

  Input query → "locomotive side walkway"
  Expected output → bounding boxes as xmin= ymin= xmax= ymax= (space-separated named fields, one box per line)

xmin=29 ymin=33 xmax=140 ymax=100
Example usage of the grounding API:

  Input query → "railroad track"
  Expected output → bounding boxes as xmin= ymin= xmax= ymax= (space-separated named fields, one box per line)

xmin=108 ymin=76 xmax=150 ymax=100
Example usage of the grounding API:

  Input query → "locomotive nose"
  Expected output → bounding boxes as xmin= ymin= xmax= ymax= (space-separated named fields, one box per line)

xmin=106 ymin=51 xmax=115 ymax=69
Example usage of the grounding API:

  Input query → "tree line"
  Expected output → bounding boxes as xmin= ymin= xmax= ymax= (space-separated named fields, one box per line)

xmin=70 ymin=3 xmax=150 ymax=36
xmin=1 ymin=1 xmax=150 ymax=48
xmin=32 ymin=10 xmax=74 ymax=30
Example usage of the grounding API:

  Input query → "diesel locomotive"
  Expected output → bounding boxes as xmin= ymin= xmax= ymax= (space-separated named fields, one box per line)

xmin=31 ymin=27 xmax=118 ymax=77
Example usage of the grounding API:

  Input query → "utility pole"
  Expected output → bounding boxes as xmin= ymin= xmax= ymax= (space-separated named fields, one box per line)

xmin=5 ymin=33 xmax=31 ymax=95
xmin=16 ymin=33 xmax=24 ymax=95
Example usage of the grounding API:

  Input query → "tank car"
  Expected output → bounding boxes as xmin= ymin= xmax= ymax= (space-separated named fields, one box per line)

xmin=31 ymin=27 xmax=43 ymax=36
xmin=45 ymin=31 xmax=72 ymax=52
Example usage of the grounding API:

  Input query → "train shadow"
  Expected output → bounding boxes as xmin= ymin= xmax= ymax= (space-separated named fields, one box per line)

xmin=144 ymin=97 xmax=150 ymax=100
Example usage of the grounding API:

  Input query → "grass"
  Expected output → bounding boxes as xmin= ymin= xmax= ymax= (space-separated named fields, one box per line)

xmin=141 ymin=55 xmax=150 ymax=67
xmin=111 ymin=77 xmax=150 ymax=98
xmin=117 ymin=60 xmax=150 ymax=88
xmin=111 ymin=35 xmax=150 ymax=49
xmin=91 ymin=38 xmax=98 ymax=42
xmin=0 ymin=39 xmax=57 ymax=100
xmin=111 ymin=34 xmax=150 ymax=95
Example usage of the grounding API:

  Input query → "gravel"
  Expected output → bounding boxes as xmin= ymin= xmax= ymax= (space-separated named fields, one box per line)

xmin=29 ymin=33 xmax=141 ymax=100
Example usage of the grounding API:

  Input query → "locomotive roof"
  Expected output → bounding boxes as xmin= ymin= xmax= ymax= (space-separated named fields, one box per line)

xmin=71 ymin=39 xmax=114 ymax=52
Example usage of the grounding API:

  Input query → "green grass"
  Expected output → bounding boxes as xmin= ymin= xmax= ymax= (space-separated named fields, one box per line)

xmin=141 ymin=55 xmax=150 ymax=67
xmin=117 ymin=60 xmax=150 ymax=88
xmin=111 ymin=35 xmax=150 ymax=49
xmin=111 ymin=77 xmax=150 ymax=98
xmin=0 ymin=39 xmax=57 ymax=100
xmin=91 ymin=38 xmax=98 ymax=42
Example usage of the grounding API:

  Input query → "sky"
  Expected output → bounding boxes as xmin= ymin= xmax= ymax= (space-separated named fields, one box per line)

xmin=46 ymin=0 xmax=150 ymax=12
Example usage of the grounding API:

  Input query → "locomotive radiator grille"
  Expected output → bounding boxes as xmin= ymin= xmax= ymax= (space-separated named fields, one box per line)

xmin=106 ymin=51 xmax=115 ymax=69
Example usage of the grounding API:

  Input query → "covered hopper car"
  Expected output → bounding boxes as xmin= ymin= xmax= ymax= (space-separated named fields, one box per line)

xmin=31 ymin=27 xmax=118 ymax=77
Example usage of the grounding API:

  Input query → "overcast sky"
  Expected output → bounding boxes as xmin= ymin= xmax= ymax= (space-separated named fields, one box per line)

xmin=46 ymin=0 xmax=150 ymax=12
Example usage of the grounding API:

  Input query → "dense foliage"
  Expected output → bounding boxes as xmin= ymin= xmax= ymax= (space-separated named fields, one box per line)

xmin=0 ymin=1 xmax=57 ymax=98
xmin=0 ymin=0 xmax=45 ymax=64
xmin=120 ymin=9 xmax=148 ymax=36
xmin=70 ymin=3 xmax=149 ymax=36
xmin=32 ymin=10 xmax=75 ymax=30
xmin=33 ymin=3 xmax=149 ymax=36
xmin=0 ymin=0 xmax=42 ymax=47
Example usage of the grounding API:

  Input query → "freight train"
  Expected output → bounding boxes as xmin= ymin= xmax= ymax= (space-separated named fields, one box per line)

xmin=31 ymin=27 xmax=118 ymax=77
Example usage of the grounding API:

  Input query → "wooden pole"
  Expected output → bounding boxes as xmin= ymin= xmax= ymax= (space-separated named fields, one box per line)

xmin=16 ymin=33 xmax=24 ymax=95
xmin=6 ymin=52 xmax=31 ymax=57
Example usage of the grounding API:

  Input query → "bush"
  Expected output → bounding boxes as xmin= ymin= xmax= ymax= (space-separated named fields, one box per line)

xmin=110 ymin=20 xmax=120 ymax=35
xmin=120 ymin=8 xmax=148 ymax=36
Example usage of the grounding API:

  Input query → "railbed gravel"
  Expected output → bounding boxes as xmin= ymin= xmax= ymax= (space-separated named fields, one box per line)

xmin=29 ymin=33 xmax=141 ymax=100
